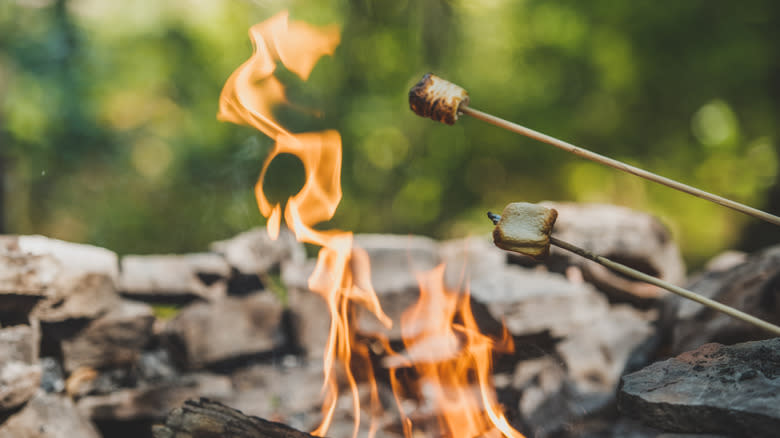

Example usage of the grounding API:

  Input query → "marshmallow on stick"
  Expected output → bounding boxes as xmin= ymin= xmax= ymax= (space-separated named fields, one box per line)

xmin=408 ymin=73 xmax=780 ymax=227
xmin=490 ymin=202 xmax=558 ymax=259
xmin=487 ymin=203 xmax=780 ymax=336
xmin=408 ymin=73 xmax=469 ymax=125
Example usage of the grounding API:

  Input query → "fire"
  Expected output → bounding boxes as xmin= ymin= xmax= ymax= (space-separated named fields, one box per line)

xmin=217 ymin=11 xmax=390 ymax=437
xmin=218 ymin=10 xmax=525 ymax=438
xmin=385 ymin=265 xmax=523 ymax=438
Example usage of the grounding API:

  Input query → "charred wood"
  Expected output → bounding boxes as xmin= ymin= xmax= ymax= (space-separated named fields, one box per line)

xmin=152 ymin=398 xmax=320 ymax=438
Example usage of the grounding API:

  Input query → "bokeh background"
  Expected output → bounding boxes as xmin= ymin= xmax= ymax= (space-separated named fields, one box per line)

xmin=2 ymin=0 xmax=779 ymax=268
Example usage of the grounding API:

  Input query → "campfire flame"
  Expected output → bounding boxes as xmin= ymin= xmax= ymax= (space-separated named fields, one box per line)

xmin=384 ymin=265 xmax=522 ymax=438
xmin=218 ymin=10 xmax=525 ymax=438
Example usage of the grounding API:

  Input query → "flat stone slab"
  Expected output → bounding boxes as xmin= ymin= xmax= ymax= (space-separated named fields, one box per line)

xmin=33 ymin=273 xmax=120 ymax=323
xmin=210 ymin=227 xmax=305 ymax=276
xmin=0 ymin=251 xmax=59 ymax=317
xmin=119 ymin=253 xmax=230 ymax=301
xmin=14 ymin=235 xmax=118 ymax=282
xmin=163 ymin=292 xmax=286 ymax=369
xmin=1 ymin=236 xmax=118 ymax=322
xmin=469 ymin=267 xmax=610 ymax=337
xmin=619 ymin=338 xmax=780 ymax=438
xmin=60 ymin=300 xmax=156 ymax=372
xmin=542 ymin=202 xmax=686 ymax=304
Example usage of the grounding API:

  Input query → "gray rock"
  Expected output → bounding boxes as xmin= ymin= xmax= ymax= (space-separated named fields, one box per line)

xmin=32 ymin=273 xmax=120 ymax=323
xmin=465 ymin=258 xmax=658 ymax=437
xmin=39 ymin=357 xmax=65 ymax=394
xmin=14 ymin=235 xmax=118 ymax=282
xmin=137 ymin=349 xmax=179 ymax=383
xmin=0 ymin=250 xmax=59 ymax=317
xmin=702 ymin=250 xmax=747 ymax=272
xmin=671 ymin=245 xmax=780 ymax=353
xmin=0 ymin=323 xmax=39 ymax=364
xmin=164 ymin=292 xmax=285 ymax=369
xmin=511 ymin=305 xmax=655 ymax=437
xmin=439 ymin=235 xmax=506 ymax=292
xmin=229 ymin=362 xmax=326 ymax=431
xmin=60 ymin=300 xmax=156 ymax=372
xmin=0 ymin=238 xmax=61 ymax=290
xmin=210 ymin=227 xmax=305 ymax=276
xmin=619 ymin=338 xmax=780 ymax=438
xmin=557 ymin=305 xmax=655 ymax=408
xmin=469 ymin=267 xmax=610 ymax=337
xmin=0 ymin=362 xmax=42 ymax=411
xmin=541 ymin=202 xmax=686 ymax=304
xmin=279 ymin=258 xmax=314 ymax=292
xmin=513 ymin=356 xmax=570 ymax=437
xmin=76 ymin=373 xmax=233 ymax=421
xmin=1 ymin=236 xmax=119 ymax=324
xmin=119 ymin=253 xmax=230 ymax=301
xmin=284 ymin=233 xmax=440 ymax=295
xmin=0 ymin=391 xmax=101 ymax=438
xmin=607 ymin=418 xmax=666 ymax=438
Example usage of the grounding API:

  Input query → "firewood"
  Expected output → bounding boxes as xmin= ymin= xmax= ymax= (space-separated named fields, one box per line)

xmin=152 ymin=398 xmax=321 ymax=438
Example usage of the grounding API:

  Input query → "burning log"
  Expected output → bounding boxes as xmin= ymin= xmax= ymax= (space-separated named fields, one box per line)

xmin=409 ymin=74 xmax=780 ymax=227
xmin=488 ymin=204 xmax=780 ymax=337
xmin=152 ymin=398 xmax=320 ymax=438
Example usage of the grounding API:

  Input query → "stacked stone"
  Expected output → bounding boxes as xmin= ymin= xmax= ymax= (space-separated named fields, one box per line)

xmin=0 ymin=230 xmax=304 ymax=438
xmin=1 ymin=203 xmax=778 ymax=438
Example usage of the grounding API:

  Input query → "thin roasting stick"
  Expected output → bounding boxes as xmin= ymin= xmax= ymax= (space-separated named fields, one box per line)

xmin=409 ymin=73 xmax=780 ymax=227
xmin=487 ymin=208 xmax=780 ymax=337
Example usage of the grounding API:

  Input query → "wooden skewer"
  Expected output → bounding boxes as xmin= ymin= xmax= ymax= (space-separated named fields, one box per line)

xmin=549 ymin=236 xmax=780 ymax=336
xmin=464 ymin=106 xmax=780 ymax=227
xmin=487 ymin=211 xmax=780 ymax=337
xmin=408 ymin=73 xmax=780 ymax=226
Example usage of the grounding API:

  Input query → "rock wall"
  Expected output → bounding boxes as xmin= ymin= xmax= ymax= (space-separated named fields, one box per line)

xmin=0 ymin=204 xmax=777 ymax=437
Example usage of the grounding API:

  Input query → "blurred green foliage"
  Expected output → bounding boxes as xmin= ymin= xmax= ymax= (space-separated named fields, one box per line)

xmin=2 ymin=0 xmax=779 ymax=268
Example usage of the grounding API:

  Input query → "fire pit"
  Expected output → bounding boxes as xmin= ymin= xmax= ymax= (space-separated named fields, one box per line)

xmin=2 ymin=8 xmax=779 ymax=438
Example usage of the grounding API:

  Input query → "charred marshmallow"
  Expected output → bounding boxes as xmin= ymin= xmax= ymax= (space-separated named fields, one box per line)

xmin=408 ymin=73 xmax=470 ymax=125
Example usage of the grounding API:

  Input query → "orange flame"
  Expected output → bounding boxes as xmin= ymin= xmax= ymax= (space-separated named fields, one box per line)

xmin=217 ymin=11 xmax=390 ymax=437
xmin=218 ymin=10 xmax=339 ymax=141
xmin=385 ymin=265 xmax=524 ymax=438
xmin=218 ymin=10 xmax=524 ymax=438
